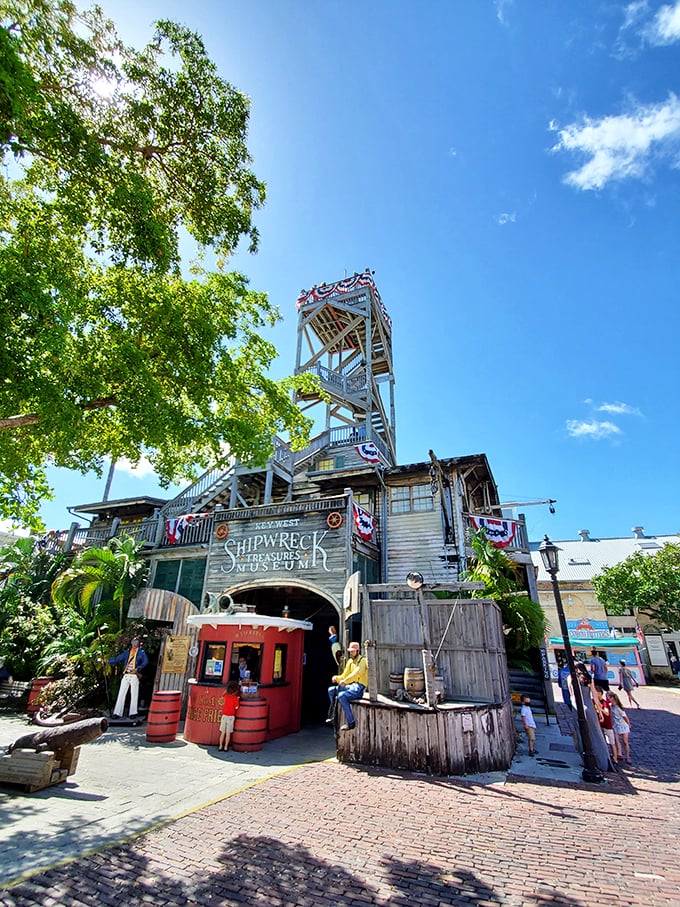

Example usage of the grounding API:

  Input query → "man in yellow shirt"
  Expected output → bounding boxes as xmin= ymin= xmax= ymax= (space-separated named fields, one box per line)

xmin=326 ymin=641 xmax=368 ymax=731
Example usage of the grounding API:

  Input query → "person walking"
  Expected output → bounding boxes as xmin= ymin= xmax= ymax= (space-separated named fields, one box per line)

xmin=520 ymin=694 xmax=537 ymax=756
xmin=590 ymin=648 xmax=610 ymax=690
xmin=609 ymin=691 xmax=632 ymax=764
xmin=618 ymin=659 xmax=641 ymax=708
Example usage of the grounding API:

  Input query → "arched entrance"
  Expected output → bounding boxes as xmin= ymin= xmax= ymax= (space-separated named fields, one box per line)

xmin=222 ymin=581 xmax=341 ymax=725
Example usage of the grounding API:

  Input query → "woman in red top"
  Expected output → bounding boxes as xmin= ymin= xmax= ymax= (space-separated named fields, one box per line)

xmin=219 ymin=681 xmax=241 ymax=751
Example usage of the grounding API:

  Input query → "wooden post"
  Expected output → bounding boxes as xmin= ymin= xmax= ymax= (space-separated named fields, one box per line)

xmin=422 ymin=648 xmax=437 ymax=707
xmin=414 ymin=589 xmax=437 ymax=706
xmin=64 ymin=522 xmax=80 ymax=552
xmin=361 ymin=585 xmax=378 ymax=701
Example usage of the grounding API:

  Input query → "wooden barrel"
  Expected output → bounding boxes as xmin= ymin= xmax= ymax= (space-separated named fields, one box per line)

xmin=389 ymin=671 xmax=404 ymax=693
xmin=403 ymin=668 xmax=425 ymax=695
xmin=231 ymin=698 xmax=268 ymax=752
xmin=146 ymin=690 xmax=182 ymax=743
xmin=27 ymin=677 xmax=52 ymax=715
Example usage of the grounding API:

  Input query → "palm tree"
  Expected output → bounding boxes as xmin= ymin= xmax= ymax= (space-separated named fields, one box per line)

xmin=466 ymin=530 xmax=546 ymax=666
xmin=51 ymin=535 xmax=148 ymax=631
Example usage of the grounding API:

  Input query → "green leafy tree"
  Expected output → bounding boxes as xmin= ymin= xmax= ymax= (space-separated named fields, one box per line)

xmin=1 ymin=1 xmax=316 ymax=528
xmin=0 ymin=536 xmax=65 ymax=677
xmin=466 ymin=530 xmax=547 ymax=668
xmin=593 ymin=542 xmax=680 ymax=631
xmin=51 ymin=534 xmax=148 ymax=630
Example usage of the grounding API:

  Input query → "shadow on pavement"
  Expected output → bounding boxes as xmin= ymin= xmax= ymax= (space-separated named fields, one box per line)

xmin=1 ymin=832 xmax=590 ymax=907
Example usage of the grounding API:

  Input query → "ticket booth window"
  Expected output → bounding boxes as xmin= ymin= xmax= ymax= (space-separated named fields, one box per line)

xmin=273 ymin=644 xmax=288 ymax=683
xmin=201 ymin=642 xmax=226 ymax=682
xmin=229 ymin=644 xmax=262 ymax=682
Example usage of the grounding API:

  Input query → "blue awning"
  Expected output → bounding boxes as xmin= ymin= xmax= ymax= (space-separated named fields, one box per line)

xmin=548 ymin=637 xmax=640 ymax=648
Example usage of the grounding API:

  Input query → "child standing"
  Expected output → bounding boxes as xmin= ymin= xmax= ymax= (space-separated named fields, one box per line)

xmin=594 ymin=686 xmax=618 ymax=768
xmin=219 ymin=681 xmax=241 ymax=752
xmin=520 ymin=695 xmax=537 ymax=756
xmin=610 ymin=691 xmax=632 ymax=764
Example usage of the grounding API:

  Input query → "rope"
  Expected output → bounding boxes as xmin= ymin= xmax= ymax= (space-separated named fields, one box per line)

xmin=433 ymin=603 xmax=458 ymax=663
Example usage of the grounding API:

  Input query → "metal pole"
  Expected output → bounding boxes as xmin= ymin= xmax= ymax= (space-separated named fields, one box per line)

xmin=549 ymin=572 xmax=605 ymax=784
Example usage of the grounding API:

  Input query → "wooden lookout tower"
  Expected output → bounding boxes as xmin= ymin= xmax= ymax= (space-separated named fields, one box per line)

xmin=294 ymin=270 xmax=396 ymax=466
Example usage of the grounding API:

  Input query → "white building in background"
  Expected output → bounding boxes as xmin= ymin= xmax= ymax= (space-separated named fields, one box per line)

xmin=530 ymin=527 xmax=680 ymax=680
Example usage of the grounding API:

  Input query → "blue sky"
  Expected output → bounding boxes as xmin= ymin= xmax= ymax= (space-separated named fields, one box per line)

xmin=22 ymin=0 xmax=680 ymax=544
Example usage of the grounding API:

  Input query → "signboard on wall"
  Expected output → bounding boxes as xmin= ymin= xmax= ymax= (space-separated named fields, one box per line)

xmin=161 ymin=635 xmax=191 ymax=674
xmin=206 ymin=501 xmax=350 ymax=602
xmin=566 ymin=618 xmax=612 ymax=639
xmin=645 ymin=634 xmax=668 ymax=667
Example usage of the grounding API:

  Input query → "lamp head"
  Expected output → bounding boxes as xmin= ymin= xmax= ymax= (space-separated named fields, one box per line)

xmin=406 ymin=571 xmax=424 ymax=590
xmin=539 ymin=535 xmax=560 ymax=575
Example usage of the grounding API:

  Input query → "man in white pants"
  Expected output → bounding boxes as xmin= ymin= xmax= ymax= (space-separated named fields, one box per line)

xmin=108 ymin=637 xmax=149 ymax=718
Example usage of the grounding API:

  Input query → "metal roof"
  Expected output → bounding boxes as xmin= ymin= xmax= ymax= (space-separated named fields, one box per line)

xmin=530 ymin=533 xmax=680 ymax=582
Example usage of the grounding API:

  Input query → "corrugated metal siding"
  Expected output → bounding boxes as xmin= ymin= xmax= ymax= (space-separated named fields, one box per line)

xmin=386 ymin=508 xmax=460 ymax=584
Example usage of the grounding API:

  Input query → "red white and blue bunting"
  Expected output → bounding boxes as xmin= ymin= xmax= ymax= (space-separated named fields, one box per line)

xmin=296 ymin=269 xmax=392 ymax=329
xmin=353 ymin=503 xmax=376 ymax=541
xmin=355 ymin=441 xmax=381 ymax=464
xmin=165 ymin=513 xmax=209 ymax=544
xmin=468 ymin=515 xmax=518 ymax=548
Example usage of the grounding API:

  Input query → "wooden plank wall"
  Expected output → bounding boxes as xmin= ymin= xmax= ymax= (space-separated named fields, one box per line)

xmin=369 ymin=598 xmax=508 ymax=704
xmin=128 ymin=588 xmax=200 ymax=709
xmin=336 ymin=699 xmax=516 ymax=775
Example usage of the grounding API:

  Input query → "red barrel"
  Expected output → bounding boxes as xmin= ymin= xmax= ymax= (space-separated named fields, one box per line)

xmin=146 ymin=690 xmax=182 ymax=743
xmin=231 ymin=699 xmax=268 ymax=752
xmin=27 ymin=676 xmax=52 ymax=715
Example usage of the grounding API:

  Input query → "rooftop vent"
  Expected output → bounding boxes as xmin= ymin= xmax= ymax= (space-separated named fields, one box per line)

xmin=578 ymin=529 xmax=591 ymax=541
xmin=632 ymin=526 xmax=645 ymax=539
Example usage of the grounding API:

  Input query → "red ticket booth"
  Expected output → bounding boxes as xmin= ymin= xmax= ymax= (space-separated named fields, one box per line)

xmin=183 ymin=612 xmax=312 ymax=747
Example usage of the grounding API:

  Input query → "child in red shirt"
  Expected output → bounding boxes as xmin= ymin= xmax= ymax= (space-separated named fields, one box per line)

xmin=219 ymin=681 xmax=241 ymax=751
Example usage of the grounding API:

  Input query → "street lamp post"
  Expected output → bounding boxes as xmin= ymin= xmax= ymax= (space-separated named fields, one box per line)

xmin=539 ymin=535 xmax=605 ymax=784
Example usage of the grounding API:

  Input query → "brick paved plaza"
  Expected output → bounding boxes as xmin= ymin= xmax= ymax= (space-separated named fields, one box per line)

xmin=2 ymin=685 xmax=679 ymax=907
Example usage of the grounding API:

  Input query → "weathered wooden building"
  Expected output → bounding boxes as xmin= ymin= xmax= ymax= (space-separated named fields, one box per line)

xmin=56 ymin=271 xmax=531 ymax=772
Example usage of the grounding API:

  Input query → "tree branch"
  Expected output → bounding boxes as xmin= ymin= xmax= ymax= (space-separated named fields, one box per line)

xmin=0 ymin=397 xmax=117 ymax=432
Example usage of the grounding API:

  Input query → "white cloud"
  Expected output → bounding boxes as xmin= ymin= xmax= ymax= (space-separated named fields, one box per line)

xmin=496 ymin=212 xmax=517 ymax=225
xmin=566 ymin=419 xmax=623 ymax=440
xmin=649 ymin=1 xmax=680 ymax=43
xmin=113 ymin=456 xmax=157 ymax=479
xmin=596 ymin=401 xmax=642 ymax=416
xmin=0 ymin=520 xmax=31 ymax=537
xmin=552 ymin=94 xmax=680 ymax=189
xmin=495 ymin=0 xmax=513 ymax=25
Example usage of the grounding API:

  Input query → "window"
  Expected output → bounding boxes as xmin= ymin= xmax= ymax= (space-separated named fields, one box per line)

xmin=353 ymin=553 xmax=379 ymax=584
xmin=390 ymin=484 xmax=434 ymax=514
xmin=153 ymin=557 xmax=206 ymax=608
xmin=228 ymin=643 xmax=262 ymax=683
xmin=317 ymin=456 xmax=345 ymax=471
xmin=273 ymin=644 xmax=288 ymax=682
xmin=200 ymin=642 xmax=226 ymax=682
xmin=412 ymin=484 xmax=433 ymax=512
xmin=390 ymin=487 xmax=410 ymax=513
xmin=354 ymin=491 xmax=374 ymax=510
